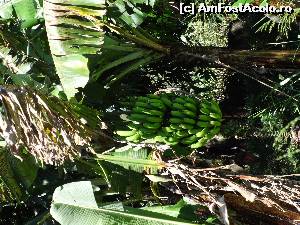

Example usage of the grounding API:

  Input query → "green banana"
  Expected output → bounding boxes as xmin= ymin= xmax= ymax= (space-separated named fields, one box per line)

xmin=132 ymin=106 xmax=146 ymax=114
xmin=201 ymin=101 xmax=211 ymax=110
xmin=183 ymin=118 xmax=196 ymax=125
xmin=210 ymin=126 xmax=221 ymax=135
xmin=143 ymin=122 xmax=161 ymax=129
xmin=197 ymin=121 xmax=210 ymax=128
xmin=162 ymin=127 xmax=173 ymax=133
xmin=172 ymin=103 xmax=185 ymax=110
xmin=148 ymin=109 xmax=164 ymax=117
xmin=150 ymin=102 xmax=165 ymax=110
xmin=128 ymin=124 xmax=142 ymax=130
xmin=160 ymin=96 xmax=172 ymax=107
xmin=129 ymin=113 xmax=147 ymax=122
xmin=164 ymin=141 xmax=179 ymax=146
xmin=179 ymin=124 xmax=194 ymax=130
xmin=184 ymin=96 xmax=197 ymax=105
xmin=160 ymin=129 xmax=171 ymax=137
xmin=171 ymin=111 xmax=185 ymax=118
xmin=166 ymin=137 xmax=179 ymax=142
xmin=140 ymin=133 xmax=155 ymax=139
xmin=134 ymin=107 xmax=164 ymax=116
xmin=211 ymin=101 xmax=222 ymax=115
xmin=139 ymin=127 xmax=156 ymax=134
xmin=209 ymin=112 xmax=222 ymax=120
xmin=199 ymin=115 xmax=211 ymax=121
xmin=170 ymin=118 xmax=183 ymax=123
xmin=154 ymin=135 xmax=165 ymax=143
xmin=200 ymin=107 xmax=210 ymax=115
xmin=146 ymin=116 xmax=163 ymax=123
xmin=120 ymin=95 xmax=223 ymax=148
xmin=205 ymin=133 xmax=215 ymax=140
xmin=190 ymin=138 xmax=208 ymax=149
xmin=188 ymin=129 xmax=202 ymax=134
xmin=164 ymin=137 xmax=179 ymax=145
xmin=196 ymin=128 xmax=209 ymax=138
xmin=149 ymin=98 xmax=163 ymax=104
xmin=210 ymin=121 xmax=221 ymax=126
xmin=116 ymin=130 xmax=137 ymax=137
xmin=181 ymin=135 xmax=198 ymax=145
xmin=170 ymin=124 xmax=182 ymax=130
xmin=135 ymin=101 xmax=148 ymax=108
xmin=176 ymin=130 xmax=189 ymax=137
xmin=182 ymin=109 xmax=196 ymax=118
xmin=174 ymin=97 xmax=186 ymax=105
xmin=126 ymin=132 xmax=140 ymax=142
xmin=184 ymin=102 xmax=197 ymax=112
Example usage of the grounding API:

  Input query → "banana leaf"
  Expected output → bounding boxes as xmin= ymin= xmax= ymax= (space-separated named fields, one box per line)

xmin=50 ymin=181 xmax=200 ymax=225
xmin=0 ymin=147 xmax=38 ymax=203
xmin=0 ymin=85 xmax=113 ymax=165
xmin=43 ymin=0 xmax=106 ymax=99
xmin=97 ymin=145 xmax=164 ymax=174
xmin=0 ymin=0 xmax=42 ymax=28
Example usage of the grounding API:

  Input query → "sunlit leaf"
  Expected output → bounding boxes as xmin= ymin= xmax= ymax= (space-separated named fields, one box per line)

xmin=50 ymin=181 xmax=199 ymax=225
xmin=44 ymin=0 xmax=106 ymax=98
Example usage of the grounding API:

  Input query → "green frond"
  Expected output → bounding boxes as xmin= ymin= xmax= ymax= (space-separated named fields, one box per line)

xmin=255 ymin=9 xmax=300 ymax=38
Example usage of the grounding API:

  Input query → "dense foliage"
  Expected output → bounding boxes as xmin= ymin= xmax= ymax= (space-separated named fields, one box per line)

xmin=0 ymin=0 xmax=299 ymax=224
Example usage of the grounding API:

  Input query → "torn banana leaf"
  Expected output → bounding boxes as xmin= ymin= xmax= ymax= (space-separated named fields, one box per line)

xmin=0 ymin=85 xmax=113 ymax=165
xmin=44 ymin=0 xmax=106 ymax=99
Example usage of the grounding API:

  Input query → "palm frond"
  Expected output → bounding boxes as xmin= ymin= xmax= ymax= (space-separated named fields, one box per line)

xmin=255 ymin=9 xmax=300 ymax=38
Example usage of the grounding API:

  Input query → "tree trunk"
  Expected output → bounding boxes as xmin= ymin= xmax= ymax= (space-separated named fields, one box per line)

xmin=174 ymin=46 xmax=300 ymax=69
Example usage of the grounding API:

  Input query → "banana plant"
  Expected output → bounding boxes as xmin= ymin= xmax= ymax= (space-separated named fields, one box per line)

xmin=43 ymin=0 xmax=169 ymax=98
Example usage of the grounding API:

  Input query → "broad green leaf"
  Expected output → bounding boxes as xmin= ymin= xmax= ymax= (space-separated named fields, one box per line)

xmin=44 ymin=0 xmax=106 ymax=98
xmin=0 ymin=147 xmax=37 ymax=202
xmin=142 ymin=199 xmax=213 ymax=223
xmin=13 ymin=0 xmax=40 ymax=28
xmin=112 ymin=0 xmax=157 ymax=27
xmin=52 ymin=55 xmax=90 ymax=98
xmin=143 ymin=200 xmax=189 ymax=218
xmin=97 ymin=145 xmax=164 ymax=173
xmin=50 ymin=181 xmax=199 ymax=225
xmin=0 ymin=148 xmax=22 ymax=202
xmin=0 ymin=0 xmax=14 ymax=18
xmin=0 ymin=0 xmax=41 ymax=28
xmin=9 ymin=150 xmax=38 ymax=189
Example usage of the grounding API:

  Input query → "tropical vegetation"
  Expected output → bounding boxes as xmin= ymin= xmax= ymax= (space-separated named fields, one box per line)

xmin=0 ymin=0 xmax=299 ymax=224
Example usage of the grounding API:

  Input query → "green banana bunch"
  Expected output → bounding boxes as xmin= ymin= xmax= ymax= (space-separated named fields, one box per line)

xmin=116 ymin=94 xmax=222 ymax=149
